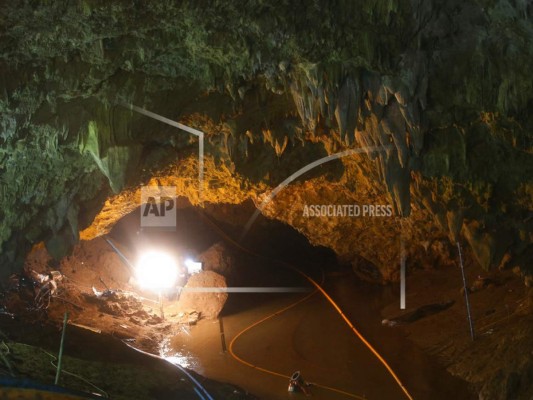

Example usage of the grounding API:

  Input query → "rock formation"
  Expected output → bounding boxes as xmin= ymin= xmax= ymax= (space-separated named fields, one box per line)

xmin=177 ymin=271 xmax=228 ymax=320
xmin=0 ymin=1 xmax=531 ymax=284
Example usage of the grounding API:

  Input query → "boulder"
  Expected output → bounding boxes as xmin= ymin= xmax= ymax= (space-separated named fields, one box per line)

xmin=198 ymin=242 xmax=236 ymax=280
xmin=177 ymin=271 xmax=228 ymax=319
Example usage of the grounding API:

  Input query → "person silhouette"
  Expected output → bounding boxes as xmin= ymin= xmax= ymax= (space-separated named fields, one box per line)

xmin=288 ymin=371 xmax=311 ymax=396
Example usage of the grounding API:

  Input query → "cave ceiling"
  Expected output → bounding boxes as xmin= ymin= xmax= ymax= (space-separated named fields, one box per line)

xmin=0 ymin=0 xmax=532 ymax=282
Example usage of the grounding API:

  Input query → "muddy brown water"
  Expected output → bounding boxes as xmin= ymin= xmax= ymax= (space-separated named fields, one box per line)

xmin=165 ymin=269 xmax=474 ymax=400
xmin=325 ymin=276 xmax=475 ymax=400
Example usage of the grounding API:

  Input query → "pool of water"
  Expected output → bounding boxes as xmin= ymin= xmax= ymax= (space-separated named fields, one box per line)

xmin=166 ymin=268 xmax=473 ymax=400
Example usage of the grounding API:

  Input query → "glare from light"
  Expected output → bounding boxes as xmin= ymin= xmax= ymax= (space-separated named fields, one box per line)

xmin=136 ymin=250 xmax=178 ymax=290
xmin=184 ymin=258 xmax=203 ymax=274
xmin=165 ymin=355 xmax=193 ymax=369
xmin=159 ymin=338 xmax=199 ymax=371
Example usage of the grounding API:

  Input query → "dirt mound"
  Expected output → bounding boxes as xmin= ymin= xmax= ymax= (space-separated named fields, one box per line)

xmin=177 ymin=271 xmax=228 ymax=319
xmin=59 ymin=238 xmax=132 ymax=289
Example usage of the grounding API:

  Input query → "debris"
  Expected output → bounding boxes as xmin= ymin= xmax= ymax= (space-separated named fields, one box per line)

xmin=175 ymin=310 xmax=200 ymax=325
xmin=92 ymin=287 xmax=116 ymax=299
xmin=179 ymin=325 xmax=191 ymax=336
xmin=86 ymin=289 xmax=148 ymax=318
xmin=0 ymin=308 xmax=15 ymax=319
xmin=129 ymin=316 xmax=143 ymax=325
xmin=68 ymin=322 xmax=102 ymax=334
xmin=470 ymin=276 xmax=497 ymax=292
xmin=32 ymin=270 xmax=63 ymax=310
xmin=146 ymin=315 xmax=164 ymax=325
xmin=111 ymin=328 xmax=135 ymax=341
xmin=99 ymin=301 xmax=124 ymax=317
xmin=28 ymin=269 xmax=49 ymax=284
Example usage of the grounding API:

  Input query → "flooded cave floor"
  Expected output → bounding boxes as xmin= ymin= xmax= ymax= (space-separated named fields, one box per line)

xmin=1 ymin=235 xmax=532 ymax=399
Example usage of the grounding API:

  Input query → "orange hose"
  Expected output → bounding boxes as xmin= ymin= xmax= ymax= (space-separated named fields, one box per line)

xmin=198 ymin=210 xmax=414 ymax=400
xmin=282 ymin=261 xmax=414 ymax=400
xmin=228 ymin=291 xmax=368 ymax=399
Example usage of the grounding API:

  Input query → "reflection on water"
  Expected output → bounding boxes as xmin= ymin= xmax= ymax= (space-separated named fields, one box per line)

xmin=165 ymin=354 xmax=194 ymax=369
xmin=159 ymin=337 xmax=202 ymax=372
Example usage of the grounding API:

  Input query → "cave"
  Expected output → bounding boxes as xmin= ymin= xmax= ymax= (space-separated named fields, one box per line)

xmin=0 ymin=1 xmax=532 ymax=399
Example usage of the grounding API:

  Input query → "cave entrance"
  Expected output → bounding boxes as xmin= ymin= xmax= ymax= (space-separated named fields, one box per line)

xmin=106 ymin=197 xmax=337 ymax=319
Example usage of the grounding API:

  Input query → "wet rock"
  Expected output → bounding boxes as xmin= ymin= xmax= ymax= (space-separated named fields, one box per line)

xmin=174 ymin=310 xmax=200 ymax=325
xmin=382 ymin=301 xmax=455 ymax=326
xmin=45 ymin=224 xmax=78 ymax=261
xmin=177 ymin=271 xmax=228 ymax=320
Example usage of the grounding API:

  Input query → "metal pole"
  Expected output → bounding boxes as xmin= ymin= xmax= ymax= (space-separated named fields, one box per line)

xmin=104 ymin=237 xmax=135 ymax=272
xmin=198 ymin=132 xmax=204 ymax=207
xmin=457 ymin=242 xmax=475 ymax=341
xmin=400 ymin=239 xmax=406 ymax=310
xmin=159 ymin=291 xmax=165 ymax=320
xmin=55 ymin=312 xmax=69 ymax=385
xmin=219 ymin=317 xmax=227 ymax=353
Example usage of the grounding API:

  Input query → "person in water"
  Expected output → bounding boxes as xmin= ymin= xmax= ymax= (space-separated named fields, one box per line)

xmin=288 ymin=371 xmax=311 ymax=396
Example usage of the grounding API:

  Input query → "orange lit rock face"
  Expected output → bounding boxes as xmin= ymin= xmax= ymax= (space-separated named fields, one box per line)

xmin=75 ymin=98 xmax=531 ymax=284
xmin=80 ymin=156 xmax=266 ymax=241
xmin=78 ymin=133 xmax=454 ymax=284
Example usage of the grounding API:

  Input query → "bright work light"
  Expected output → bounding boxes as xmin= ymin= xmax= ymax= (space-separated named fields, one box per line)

xmin=136 ymin=250 xmax=178 ymax=290
xmin=184 ymin=258 xmax=203 ymax=274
